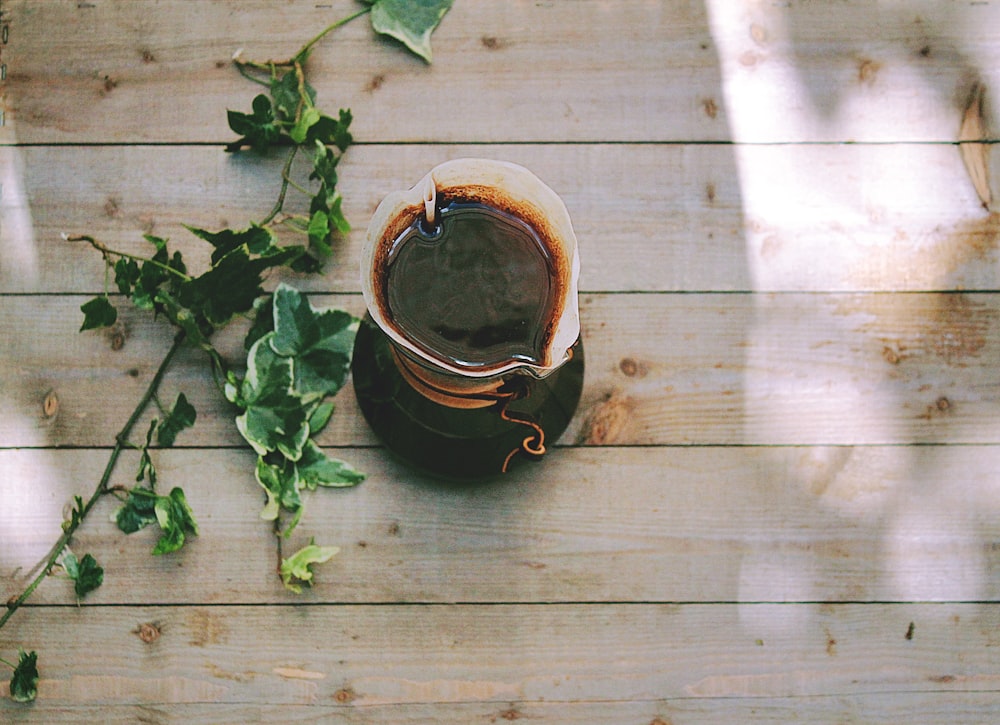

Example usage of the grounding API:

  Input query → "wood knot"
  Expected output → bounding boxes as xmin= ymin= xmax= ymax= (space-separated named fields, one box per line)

xmin=135 ymin=622 xmax=161 ymax=644
xmin=578 ymin=393 xmax=634 ymax=445
xmin=481 ymin=35 xmax=507 ymax=50
xmin=42 ymin=390 xmax=60 ymax=418
xmin=334 ymin=687 xmax=357 ymax=704
xmin=857 ymin=58 xmax=881 ymax=85
xmin=619 ymin=357 xmax=648 ymax=378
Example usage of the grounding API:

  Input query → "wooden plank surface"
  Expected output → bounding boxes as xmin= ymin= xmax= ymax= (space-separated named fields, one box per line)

xmin=3 ymin=0 xmax=1000 ymax=721
xmin=2 ymin=0 xmax=999 ymax=144
xmin=2 ymin=446 xmax=1000 ymax=605
xmin=2 ymin=292 xmax=999 ymax=448
xmin=1 ymin=143 xmax=998 ymax=295
xmin=2 ymin=603 xmax=999 ymax=717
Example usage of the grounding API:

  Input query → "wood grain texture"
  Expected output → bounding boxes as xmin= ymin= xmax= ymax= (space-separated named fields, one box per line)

xmin=2 ymin=143 xmax=998 ymax=295
xmin=7 ymin=696 xmax=1000 ymax=725
xmin=2 ymin=445 xmax=999 ymax=605
xmin=1 ymin=604 xmax=997 ymax=714
xmin=1 ymin=292 xmax=998 ymax=448
xmin=2 ymin=1 xmax=999 ymax=144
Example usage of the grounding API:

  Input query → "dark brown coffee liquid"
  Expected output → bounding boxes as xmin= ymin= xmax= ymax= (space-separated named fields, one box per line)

xmin=381 ymin=202 xmax=556 ymax=371
xmin=351 ymin=317 xmax=584 ymax=480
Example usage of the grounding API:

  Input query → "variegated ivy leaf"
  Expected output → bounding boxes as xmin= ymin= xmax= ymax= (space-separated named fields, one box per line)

xmin=269 ymin=283 xmax=358 ymax=402
xmin=235 ymin=333 xmax=310 ymax=461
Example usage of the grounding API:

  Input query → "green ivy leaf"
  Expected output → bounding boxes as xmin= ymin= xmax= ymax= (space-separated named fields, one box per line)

xmin=61 ymin=551 xmax=104 ymax=598
xmin=307 ymin=108 xmax=353 ymax=151
xmin=114 ymin=257 xmax=140 ymax=294
xmin=243 ymin=294 xmax=275 ymax=353
xmin=186 ymin=224 xmax=277 ymax=265
xmin=136 ymin=419 xmax=158 ymax=485
xmin=62 ymin=495 xmax=85 ymax=533
xmin=114 ymin=487 xmax=159 ymax=534
xmin=227 ymin=93 xmax=282 ymax=151
xmin=280 ymin=540 xmax=339 ymax=593
xmin=269 ymin=284 xmax=358 ymax=400
xmin=114 ymin=487 xmax=197 ymax=555
xmin=235 ymin=334 xmax=310 ymax=459
xmin=254 ymin=454 xmax=302 ymax=521
xmin=9 ymin=649 xmax=39 ymax=703
xmin=307 ymin=400 xmax=335 ymax=435
xmin=290 ymin=106 xmax=321 ymax=144
xmin=369 ymin=0 xmax=454 ymax=63
xmin=80 ymin=296 xmax=117 ymax=331
xmin=297 ymin=440 xmax=365 ymax=490
xmin=152 ymin=487 xmax=199 ymax=555
xmin=157 ymin=393 xmax=197 ymax=447
xmin=176 ymin=246 xmax=299 ymax=327
xmin=270 ymin=71 xmax=316 ymax=121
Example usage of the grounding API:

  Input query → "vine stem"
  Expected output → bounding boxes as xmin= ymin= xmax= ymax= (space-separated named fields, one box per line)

xmin=0 ymin=331 xmax=187 ymax=632
xmin=63 ymin=235 xmax=193 ymax=283
xmin=259 ymin=145 xmax=300 ymax=226
xmin=233 ymin=6 xmax=370 ymax=72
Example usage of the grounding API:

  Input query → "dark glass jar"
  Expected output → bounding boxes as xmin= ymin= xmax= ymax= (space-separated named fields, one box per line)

xmin=356 ymin=158 xmax=584 ymax=480
xmin=352 ymin=315 xmax=584 ymax=479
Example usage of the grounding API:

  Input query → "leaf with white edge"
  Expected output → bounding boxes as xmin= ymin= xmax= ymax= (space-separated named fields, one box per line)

xmin=255 ymin=455 xmax=302 ymax=521
xmin=269 ymin=284 xmax=358 ymax=400
xmin=297 ymin=440 xmax=366 ymax=490
xmin=114 ymin=488 xmax=158 ymax=534
xmin=236 ymin=333 xmax=310 ymax=459
xmin=151 ymin=487 xmax=199 ymax=555
xmin=307 ymin=401 xmax=336 ymax=435
xmin=280 ymin=541 xmax=339 ymax=593
xmin=369 ymin=0 xmax=454 ymax=63
xmin=61 ymin=551 xmax=104 ymax=598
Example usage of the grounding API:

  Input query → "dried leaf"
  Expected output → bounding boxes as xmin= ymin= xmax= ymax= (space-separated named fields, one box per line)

xmin=959 ymin=82 xmax=992 ymax=210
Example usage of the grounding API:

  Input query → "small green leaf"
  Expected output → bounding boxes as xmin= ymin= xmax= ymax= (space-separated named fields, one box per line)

xmin=290 ymin=106 xmax=321 ymax=144
xmin=62 ymin=494 xmax=85 ymax=533
xmin=307 ymin=108 xmax=353 ymax=151
xmin=307 ymin=209 xmax=331 ymax=251
xmin=62 ymin=552 xmax=104 ymax=598
xmin=280 ymin=540 xmax=339 ymax=594
xmin=80 ymin=296 xmax=117 ymax=331
xmin=270 ymin=71 xmax=315 ymax=121
xmin=157 ymin=393 xmax=197 ymax=447
xmin=227 ymin=93 xmax=281 ymax=151
xmin=255 ymin=454 xmax=302 ymax=521
xmin=114 ymin=257 xmax=140 ymax=294
xmin=297 ymin=440 xmax=365 ymax=490
xmin=136 ymin=419 xmax=158 ymax=485
xmin=114 ymin=487 xmax=158 ymax=534
xmin=151 ymin=487 xmax=198 ymax=555
xmin=369 ymin=0 xmax=454 ymax=63
xmin=9 ymin=649 xmax=39 ymax=703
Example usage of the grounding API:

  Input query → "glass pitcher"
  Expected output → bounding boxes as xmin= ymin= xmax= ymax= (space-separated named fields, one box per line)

xmin=351 ymin=158 xmax=584 ymax=479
